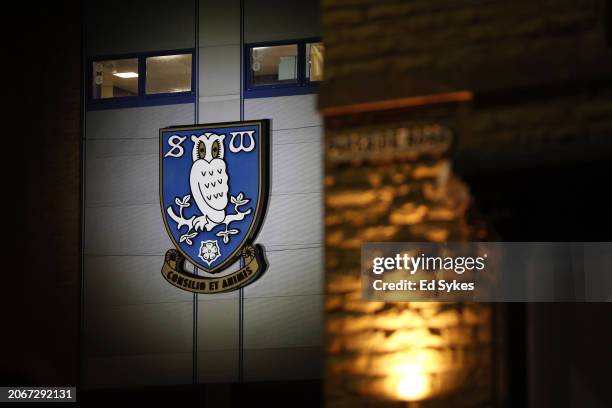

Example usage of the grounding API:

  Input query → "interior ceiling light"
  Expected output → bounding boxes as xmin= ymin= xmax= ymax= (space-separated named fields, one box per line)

xmin=113 ymin=72 xmax=139 ymax=78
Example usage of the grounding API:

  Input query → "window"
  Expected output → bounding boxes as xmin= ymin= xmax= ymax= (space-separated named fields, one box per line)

xmin=306 ymin=42 xmax=324 ymax=82
xmin=245 ymin=38 xmax=323 ymax=98
xmin=251 ymin=44 xmax=299 ymax=86
xmin=146 ymin=54 xmax=192 ymax=94
xmin=92 ymin=58 xmax=139 ymax=99
xmin=89 ymin=50 xmax=195 ymax=110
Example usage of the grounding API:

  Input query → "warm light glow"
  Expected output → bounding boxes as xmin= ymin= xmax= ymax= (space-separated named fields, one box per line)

xmin=391 ymin=363 xmax=430 ymax=401
xmin=150 ymin=54 xmax=184 ymax=60
xmin=113 ymin=72 xmax=138 ymax=78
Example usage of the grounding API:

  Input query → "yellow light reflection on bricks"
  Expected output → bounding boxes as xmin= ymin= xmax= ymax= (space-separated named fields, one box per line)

xmin=324 ymin=125 xmax=492 ymax=406
xmin=392 ymin=362 xmax=430 ymax=401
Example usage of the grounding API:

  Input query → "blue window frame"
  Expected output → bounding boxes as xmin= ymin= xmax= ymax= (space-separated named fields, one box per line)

xmin=244 ymin=38 xmax=322 ymax=99
xmin=87 ymin=49 xmax=196 ymax=110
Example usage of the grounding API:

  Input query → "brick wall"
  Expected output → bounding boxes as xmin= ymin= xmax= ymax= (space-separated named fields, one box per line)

xmin=320 ymin=1 xmax=612 ymax=407
xmin=320 ymin=1 xmax=611 ymax=407
xmin=324 ymin=115 xmax=493 ymax=407
xmin=325 ymin=167 xmax=492 ymax=407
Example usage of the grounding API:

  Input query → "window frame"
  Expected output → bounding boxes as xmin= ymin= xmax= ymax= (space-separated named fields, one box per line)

xmin=244 ymin=38 xmax=322 ymax=99
xmin=87 ymin=48 xmax=196 ymax=110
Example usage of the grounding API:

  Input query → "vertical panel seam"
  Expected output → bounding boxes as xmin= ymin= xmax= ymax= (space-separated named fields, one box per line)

xmin=193 ymin=0 xmax=200 ymax=386
xmin=79 ymin=0 xmax=87 ymax=390
xmin=239 ymin=0 xmax=245 ymax=384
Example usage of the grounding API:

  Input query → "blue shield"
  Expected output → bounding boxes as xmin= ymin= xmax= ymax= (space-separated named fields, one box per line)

xmin=160 ymin=120 xmax=269 ymax=276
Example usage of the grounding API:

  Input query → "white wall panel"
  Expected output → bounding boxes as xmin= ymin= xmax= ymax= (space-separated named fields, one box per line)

xmin=199 ymin=45 xmax=241 ymax=97
xmin=244 ymin=0 xmax=320 ymax=43
xmin=244 ymin=247 xmax=323 ymax=298
xmin=86 ymin=0 xmax=195 ymax=56
xmin=244 ymin=347 xmax=321 ymax=381
xmin=86 ymin=153 xmax=158 ymax=207
xmin=270 ymin=140 xmax=322 ymax=195
xmin=241 ymin=90 xmax=324 ymax=380
xmin=257 ymin=193 xmax=323 ymax=248
xmin=85 ymin=204 xmax=172 ymax=255
xmin=244 ymin=95 xmax=321 ymax=130
xmin=83 ymin=353 xmax=192 ymax=388
xmin=199 ymin=96 xmax=241 ymax=123
xmin=272 ymin=126 xmax=323 ymax=146
xmin=85 ymin=302 xmax=193 ymax=356
xmin=86 ymin=104 xmax=194 ymax=140
xmin=244 ymin=295 xmax=323 ymax=349
xmin=87 ymin=138 xmax=158 ymax=159
xmin=85 ymin=255 xmax=191 ymax=306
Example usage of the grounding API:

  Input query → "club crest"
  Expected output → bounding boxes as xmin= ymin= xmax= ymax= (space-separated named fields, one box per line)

xmin=159 ymin=120 xmax=270 ymax=293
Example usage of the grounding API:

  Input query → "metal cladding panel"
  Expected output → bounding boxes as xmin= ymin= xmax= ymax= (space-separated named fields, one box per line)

xmin=86 ymin=0 xmax=195 ymax=56
xmin=83 ymin=353 xmax=192 ymax=388
xmin=240 ymin=95 xmax=324 ymax=381
xmin=244 ymin=347 xmax=322 ymax=381
xmin=244 ymin=295 xmax=324 ymax=350
xmin=244 ymin=0 xmax=320 ymax=43
xmin=84 ymin=204 xmax=172 ymax=255
xmin=198 ymin=96 xmax=241 ymax=123
xmin=85 ymin=151 xmax=158 ymax=207
xmin=84 ymin=103 xmax=196 ymax=388
xmin=244 ymin=246 xmax=323 ymax=298
xmin=86 ymin=104 xmax=194 ymax=140
xmin=270 ymin=135 xmax=322 ymax=195
xmin=199 ymin=45 xmax=241 ymax=97
xmin=198 ymin=0 xmax=240 ymax=47
xmin=245 ymin=94 xmax=322 ymax=130
xmin=84 ymin=255 xmax=192 ymax=306
xmin=84 ymin=302 xmax=193 ymax=357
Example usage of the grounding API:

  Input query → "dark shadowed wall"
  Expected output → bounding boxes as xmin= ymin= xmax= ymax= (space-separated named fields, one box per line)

xmin=4 ymin=1 xmax=82 ymax=386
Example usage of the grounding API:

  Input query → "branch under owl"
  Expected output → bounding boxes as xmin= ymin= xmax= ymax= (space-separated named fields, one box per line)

xmin=167 ymin=193 xmax=252 ymax=245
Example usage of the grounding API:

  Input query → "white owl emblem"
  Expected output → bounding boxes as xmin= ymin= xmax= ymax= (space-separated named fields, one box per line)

xmin=164 ymin=130 xmax=254 ymax=252
xmin=189 ymin=133 xmax=230 ymax=230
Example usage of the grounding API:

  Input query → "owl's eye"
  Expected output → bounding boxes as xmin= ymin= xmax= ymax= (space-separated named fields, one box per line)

xmin=198 ymin=142 xmax=206 ymax=160
xmin=211 ymin=141 xmax=220 ymax=158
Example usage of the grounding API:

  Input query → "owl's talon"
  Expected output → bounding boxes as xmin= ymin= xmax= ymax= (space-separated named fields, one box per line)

xmin=193 ymin=216 xmax=219 ymax=232
xmin=193 ymin=216 xmax=209 ymax=231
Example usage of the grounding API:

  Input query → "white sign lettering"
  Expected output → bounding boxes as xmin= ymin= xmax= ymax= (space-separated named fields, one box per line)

xmin=229 ymin=130 xmax=256 ymax=153
xmin=165 ymin=135 xmax=187 ymax=158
